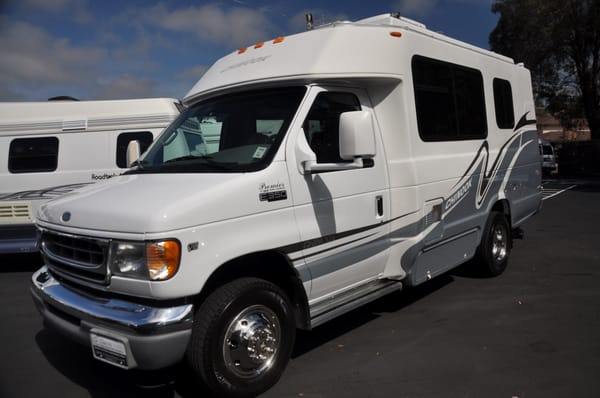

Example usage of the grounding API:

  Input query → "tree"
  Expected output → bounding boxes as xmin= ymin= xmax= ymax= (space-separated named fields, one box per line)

xmin=490 ymin=0 xmax=600 ymax=141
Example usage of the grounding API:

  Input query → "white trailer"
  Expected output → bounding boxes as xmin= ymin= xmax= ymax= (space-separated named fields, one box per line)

xmin=0 ymin=98 xmax=181 ymax=253
xmin=31 ymin=14 xmax=542 ymax=397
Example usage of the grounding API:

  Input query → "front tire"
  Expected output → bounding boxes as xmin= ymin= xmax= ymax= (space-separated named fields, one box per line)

xmin=187 ymin=278 xmax=295 ymax=398
xmin=477 ymin=211 xmax=511 ymax=276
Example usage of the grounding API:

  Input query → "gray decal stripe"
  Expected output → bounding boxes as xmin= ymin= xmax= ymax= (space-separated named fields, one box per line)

xmin=0 ymin=183 xmax=91 ymax=201
xmin=453 ymin=111 xmax=536 ymax=190
xmin=285 ymin=213 xmax=421 ymax=266
xmin=289 ymin=233 xmax=378 ymax=262
xmin=307 ymin=236 xmax=390 ymax=279
xmin=454 ymin=131 xmax=516 ymax=191
xmin=513 ymin=112 xmax=537 ymax=131
xmin=422 ymin=227 xmax=479 ymax=253
xmin=280 ymin=214 xmax=411 ymax=259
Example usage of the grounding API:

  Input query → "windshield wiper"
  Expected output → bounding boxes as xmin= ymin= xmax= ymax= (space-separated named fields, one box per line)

xmin=164 ymin=155 xmax=204 ymax=164
xmin=162 ymin=155 xmax=239 ymax=171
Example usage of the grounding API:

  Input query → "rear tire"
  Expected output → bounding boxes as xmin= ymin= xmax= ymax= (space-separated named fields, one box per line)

xmin=187 ymin=277 xmax=295 ymax=398
xmin=476 ymin=211 xmax=511 ymax=276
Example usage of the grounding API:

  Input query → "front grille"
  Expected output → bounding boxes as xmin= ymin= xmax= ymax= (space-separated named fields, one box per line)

xmin=41 ymin=229 xmax=110 ymax=285
xmin=45 ymin=232 xmax=104 ymax=265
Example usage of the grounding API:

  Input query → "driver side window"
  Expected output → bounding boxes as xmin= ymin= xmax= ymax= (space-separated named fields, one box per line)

xmin=303 ymin=92 xmax=361 ymax=163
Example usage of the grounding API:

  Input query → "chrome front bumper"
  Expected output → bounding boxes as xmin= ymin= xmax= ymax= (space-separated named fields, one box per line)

xmin=31 ymin=266 xmax=193 ymax=370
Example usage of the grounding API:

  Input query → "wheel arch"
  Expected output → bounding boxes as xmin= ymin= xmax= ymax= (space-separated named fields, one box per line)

xmin=195 ymin=250 xmax=311 ymax=331
xmin=491 ymin=199 xmax=511 ymax=228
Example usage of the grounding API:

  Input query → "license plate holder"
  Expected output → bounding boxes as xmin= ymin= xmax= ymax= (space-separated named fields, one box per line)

xmin=91 ymin=333 xmax=129 ymax=369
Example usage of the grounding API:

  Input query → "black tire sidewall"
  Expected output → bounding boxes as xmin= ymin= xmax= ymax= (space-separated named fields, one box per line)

xmin=481 ymin=211 xmax=511 ymax=276
xmin=192 ymin=279 xmax=295 ymax=398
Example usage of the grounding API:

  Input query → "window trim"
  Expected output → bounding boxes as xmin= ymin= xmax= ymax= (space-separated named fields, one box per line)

xmin=412 ymin=55 xmax=488 ymax=142
xmin=302 ymin=91 xmax=362 ymax=164
xmin=116 ymin=131 xmax=154 ymax=168
xmin=492 ymin=78 xmax=515 ymax=130
xmin=8 ymin=136 xmax=59 ymax=174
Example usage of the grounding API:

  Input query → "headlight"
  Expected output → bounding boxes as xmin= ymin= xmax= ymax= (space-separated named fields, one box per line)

xmin=111 ymin=242 xmax=147 ymax=279
xmin=110 ymin=239 xmax=180 ymax=281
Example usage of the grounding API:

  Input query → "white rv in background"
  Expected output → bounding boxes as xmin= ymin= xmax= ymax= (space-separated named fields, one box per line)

xmin=31 ymin=14 xmax=542 ymax=397
xmin=0 ymin=98 xmax=181 ymax=253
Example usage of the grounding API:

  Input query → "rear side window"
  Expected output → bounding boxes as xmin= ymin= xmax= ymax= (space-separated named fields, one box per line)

xmin=9 ymin=137 xmax=59 ymax=173
xmin=116 ymin=132 xmax=154 ymax=168
xmin=493 ymin=78 xmax=515 ymax=129
xmin=412 ymin=55 xmax=487 ymax=141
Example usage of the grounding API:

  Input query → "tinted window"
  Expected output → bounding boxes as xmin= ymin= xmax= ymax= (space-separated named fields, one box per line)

xmin=303 ymin=92 xmax=361 ymax=163
xmin=412 ymin=55 xmax=487 ymax=141
xmin=116 ymin=132 xmax=154 ymax=168
xmin=9 ymin=137 xmax=59 ymax=173
xmin=493 ymin=78 xmax=515 ymax=129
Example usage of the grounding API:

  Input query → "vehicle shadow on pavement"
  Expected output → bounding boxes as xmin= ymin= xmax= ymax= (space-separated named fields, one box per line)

xmin=35 ymin=328 xmax=220 ymax=398
xmin=293 ymin=273 xmax=454 ymax=358
xmin=572 ymin=183 xmax=600 ymax=193
xmin=449 ymin=259 xmax=497 ymax=279
xmin=0 ymin=253 xmax=43 ymax=272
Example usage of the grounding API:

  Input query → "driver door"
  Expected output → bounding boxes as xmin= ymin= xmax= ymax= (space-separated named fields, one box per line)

xmin=286 ymin=86 xmax=390 ymax=303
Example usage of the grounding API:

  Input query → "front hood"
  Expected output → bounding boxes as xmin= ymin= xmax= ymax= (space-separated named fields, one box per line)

xmin=37 ymin=170 xmax=289 ymax=234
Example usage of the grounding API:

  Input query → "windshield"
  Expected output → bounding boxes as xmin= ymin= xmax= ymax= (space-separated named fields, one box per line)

xmin=133 ymin=87 xmax=306 ymax=173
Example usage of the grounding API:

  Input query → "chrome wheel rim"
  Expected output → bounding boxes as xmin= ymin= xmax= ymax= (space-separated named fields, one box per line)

xmin=222 ymin=305 xmax=280 ymax=379
xmin=491 ymin=224 xmax=508 ymax=263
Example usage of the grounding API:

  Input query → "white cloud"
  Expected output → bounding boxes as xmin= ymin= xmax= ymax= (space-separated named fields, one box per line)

xmin=0 ymin=18 xmax=106 ymax=99
xmin=4 ymin=0 xmax=93 ymax=24
xmin=93 ymin=75 xmax=157 ymax=100
xmin=141 ymin=4 xmax=275 ymax=49
xmin=5 ymin=0 xmax=76 ymax=12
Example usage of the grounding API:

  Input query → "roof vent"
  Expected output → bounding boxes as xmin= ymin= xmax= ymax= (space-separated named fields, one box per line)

xmin=62 ymin=119 xmax=87 ymax=131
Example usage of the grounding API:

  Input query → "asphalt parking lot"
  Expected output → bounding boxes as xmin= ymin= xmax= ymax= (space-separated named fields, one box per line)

xmin=1 ymin=180 xmax=599 ymax=398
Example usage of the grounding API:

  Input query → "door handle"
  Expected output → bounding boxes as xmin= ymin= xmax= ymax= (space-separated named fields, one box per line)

xmin=376 ymin=195 xmax=384 ymax=217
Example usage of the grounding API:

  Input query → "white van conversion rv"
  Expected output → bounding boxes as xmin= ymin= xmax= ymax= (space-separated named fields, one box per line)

xmin=0 ymin=98 xmax=180 ymax=253
xmin=31 ymin=14 xmax=542 ymax=397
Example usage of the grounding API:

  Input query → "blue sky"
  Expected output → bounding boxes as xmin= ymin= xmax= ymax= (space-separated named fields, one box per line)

xmin=0 ymin=0 xmax=499 ymax=101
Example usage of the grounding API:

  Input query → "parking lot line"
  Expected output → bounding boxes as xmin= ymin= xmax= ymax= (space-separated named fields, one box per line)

xmin=542 ymin=184 xmax=576 ymax=201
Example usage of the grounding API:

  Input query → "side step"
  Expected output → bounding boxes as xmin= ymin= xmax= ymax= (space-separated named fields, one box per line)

xmin=310 ymin=279 xmax=402 ymax=328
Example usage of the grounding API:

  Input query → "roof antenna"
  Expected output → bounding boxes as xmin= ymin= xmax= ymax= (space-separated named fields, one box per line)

xmin=391 ymin=12 xmax=401 ymax=19
xmin=305 ymin=13 xmax=314 ymax=30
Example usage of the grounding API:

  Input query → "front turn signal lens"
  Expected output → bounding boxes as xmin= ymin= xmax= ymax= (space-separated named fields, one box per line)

xmin=146 ymin=240 xmax=180 ymax=281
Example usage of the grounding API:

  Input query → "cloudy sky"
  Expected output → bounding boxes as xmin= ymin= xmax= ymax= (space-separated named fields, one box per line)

xmin=0 ymin=0 xmax=498 ymax=102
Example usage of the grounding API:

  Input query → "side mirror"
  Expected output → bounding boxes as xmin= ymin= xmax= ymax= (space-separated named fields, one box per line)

xmin=126 ymin=140 xmax=141 ymax=168
xmin=301 ymin=110 xmax=376 ymax=174
xmin=339 ymin=110 xmax=376 ymax=160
